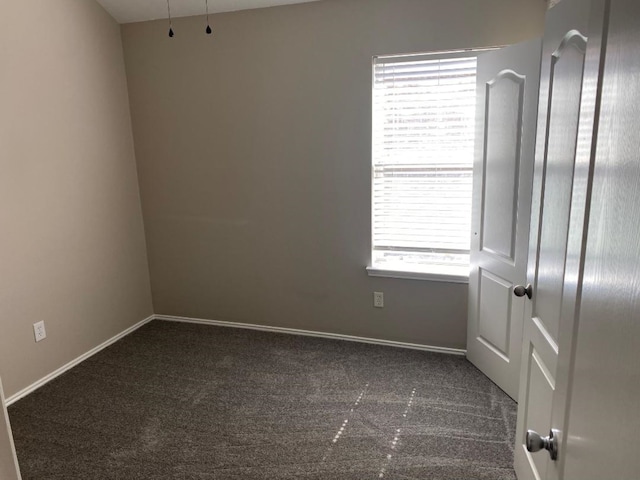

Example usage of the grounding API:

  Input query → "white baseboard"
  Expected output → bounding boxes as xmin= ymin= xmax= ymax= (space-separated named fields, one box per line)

xmin=6 ymin=313 xmax=465 ymax=406
xmin=5 ymin=315 xmax=155 ymax=406
xmin=155 ymin=314 xmax=467 ymax=356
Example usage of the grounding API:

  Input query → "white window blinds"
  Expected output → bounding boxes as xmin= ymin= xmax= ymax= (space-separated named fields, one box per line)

xmin=371 ymin=54 xmax=477 ymax=276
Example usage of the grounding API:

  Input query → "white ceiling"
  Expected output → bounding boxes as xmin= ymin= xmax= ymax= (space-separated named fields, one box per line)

xmin=96 ymin=0 xmax=323 ymax=24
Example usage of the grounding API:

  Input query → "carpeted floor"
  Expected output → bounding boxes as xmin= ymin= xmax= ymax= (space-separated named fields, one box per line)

xmin=9 ymin=320 xmax=517 ymax=479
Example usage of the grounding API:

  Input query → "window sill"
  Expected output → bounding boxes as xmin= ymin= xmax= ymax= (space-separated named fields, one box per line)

xmin=366 ymin=266 xmax=469 ymax=284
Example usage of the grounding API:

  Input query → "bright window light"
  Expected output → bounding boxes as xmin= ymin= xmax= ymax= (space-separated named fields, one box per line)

xmin=371 ymin=53 xmax=477 ymax=277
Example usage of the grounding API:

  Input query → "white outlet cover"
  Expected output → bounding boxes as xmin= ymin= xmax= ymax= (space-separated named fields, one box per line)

xmin=33 ymin=321 xmax=47 ymax=342
xmin=373 ymin=292 xmax=384 ymax=308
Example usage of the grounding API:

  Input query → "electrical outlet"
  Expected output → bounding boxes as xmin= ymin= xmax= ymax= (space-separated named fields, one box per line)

xmin=373 ymin=291 xmax=384 ymax=308
xmin=33 ymin=321 xmax=47 ymax=342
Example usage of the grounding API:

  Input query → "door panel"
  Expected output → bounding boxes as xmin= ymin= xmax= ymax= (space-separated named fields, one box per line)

xmin=467 ymin=39 xmax=542 ymax=400
xmin=477 ymin=269 xmax=512 ymax=358
xmin=533 ymin=34 xmax=587 ymax=343
xmin=481 ymin=71 xmax=524 ymax=261
xmin=519 ymin=42 xmax=588 ymax=464
xmin=514 ymin=0 xmax=595 ymax=479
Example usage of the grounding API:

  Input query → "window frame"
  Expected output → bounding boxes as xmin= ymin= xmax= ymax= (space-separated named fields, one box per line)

xmin=367 ymin=49 xmax=490 ymax=284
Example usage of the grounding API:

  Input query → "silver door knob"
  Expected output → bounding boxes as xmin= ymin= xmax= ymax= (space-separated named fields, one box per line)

xmin=514 ymin=284 xmax=533 ymax=299
xmin=526 ymin=429 xmax=559 ymax=460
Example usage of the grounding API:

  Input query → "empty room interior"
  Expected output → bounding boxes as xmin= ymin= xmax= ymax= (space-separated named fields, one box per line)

xmin=1 ymin=0 xmax=639 ymax=478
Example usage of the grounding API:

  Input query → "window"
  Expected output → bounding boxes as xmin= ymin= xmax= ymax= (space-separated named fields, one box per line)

xmin=368 ymin=52 xmax=478 ymax=282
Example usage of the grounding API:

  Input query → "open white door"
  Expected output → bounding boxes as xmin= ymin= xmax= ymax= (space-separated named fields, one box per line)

xmin=0 ymin=378 xmax=21 ymax=480
xmin=514 ymin=0 xmax=606 ymax=478
xmin=467 ymin=39 xmax=541 ymax=400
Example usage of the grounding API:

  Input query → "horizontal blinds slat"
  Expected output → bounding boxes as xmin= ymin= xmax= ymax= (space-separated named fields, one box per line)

xmin=372 ymin=55 xmax=476 ymax=262
xmin=374 ymin=60 xmax=477 ymax=70
xmin=374 ymin=58 xmax=477 ymax=69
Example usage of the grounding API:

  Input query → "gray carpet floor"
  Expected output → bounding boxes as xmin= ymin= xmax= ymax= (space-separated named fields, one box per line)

xmin=9 ymin=320 xmax=517 ymax=479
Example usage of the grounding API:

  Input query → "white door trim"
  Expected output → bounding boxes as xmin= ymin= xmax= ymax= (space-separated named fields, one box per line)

xmin=0 ymin=377 xmax=21 ymax=480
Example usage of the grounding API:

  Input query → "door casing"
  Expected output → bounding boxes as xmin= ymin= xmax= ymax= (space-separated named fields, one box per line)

xmin=0 ymin=377 xmax=21 ymax=480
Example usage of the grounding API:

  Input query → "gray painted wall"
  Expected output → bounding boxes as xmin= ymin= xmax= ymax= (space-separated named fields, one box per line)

xmin=122 ymin=0 xmax=546 ymax=349
xmin=0 ymin=0 xmax=153 ymax=398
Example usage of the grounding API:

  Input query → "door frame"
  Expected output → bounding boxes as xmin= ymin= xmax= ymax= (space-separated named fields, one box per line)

xmin=0 ymin=377 xmax=21 ymax=480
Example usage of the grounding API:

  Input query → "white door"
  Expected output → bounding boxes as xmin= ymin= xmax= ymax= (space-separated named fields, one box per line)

xmin=514 ymin=0 xmax=601 ymax=478
xmin=0 ymin=378 xmax=21 ymax=480
xmin=467 ymin=39 xmax=541 ymax=400
xmin=562 ymin=0 xmax=640 ymax=477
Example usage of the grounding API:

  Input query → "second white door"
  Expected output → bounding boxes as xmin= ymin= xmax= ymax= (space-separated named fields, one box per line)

xmin=467 ymin=39 xmax=542 ymax=400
